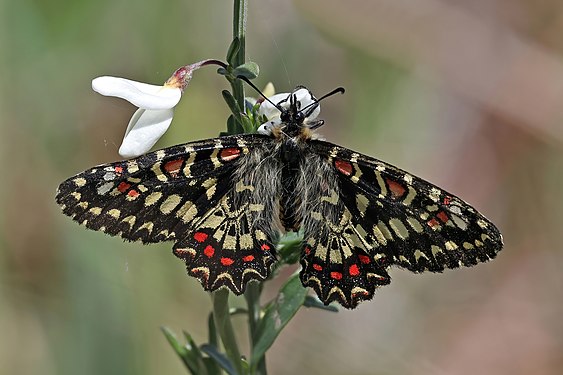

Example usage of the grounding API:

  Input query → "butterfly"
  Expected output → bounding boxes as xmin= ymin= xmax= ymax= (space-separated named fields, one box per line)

xmin=55 ymin=85 xmax=503 ymax=309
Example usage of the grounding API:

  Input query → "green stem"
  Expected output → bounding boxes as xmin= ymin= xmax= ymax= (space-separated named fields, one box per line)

xmin=245 ymin=282 xmax=267 ymax=374
xmin=213 ymin=289 xmax=243 ymax=374
xmin=231 ymin=4 xmax=268 ymax=372
xmin=231 ymin=0 xmax=247 ymax=112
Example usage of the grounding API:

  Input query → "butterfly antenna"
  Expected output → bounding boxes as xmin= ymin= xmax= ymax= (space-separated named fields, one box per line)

xmin=300 ymin=86 xmax=345 ymax=117
xmin=237 ymin=75 xmax=284 ymax=112
xmin=317 ymin=87 xmax=346 ymax=102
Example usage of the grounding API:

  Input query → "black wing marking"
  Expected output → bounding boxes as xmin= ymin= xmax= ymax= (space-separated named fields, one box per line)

xmin=299 ymin=140 xmax=503 ymax=308
xmin=56 ymin=134 xmax=278 ymax=294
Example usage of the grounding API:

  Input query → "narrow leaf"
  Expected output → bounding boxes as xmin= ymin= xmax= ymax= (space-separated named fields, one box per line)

xmin=161 ymin=327 xmax=200 ymax=374
xmin=250 ymin=274 xmax=308 ymax=367
xmin=226 ymin=37 xmax=241 ymax=66
xmin=303 ymin=296 xmax=339 ymax=312
xmin=183 ymin=331 xmax=210 ymax=375
xmin=226 ymin=115 xmax=243 ymax=135
xmin=229 ymin=307 xmax=248 ymax=316
xmin=233 ymin=61 xmax=260 ymax=79
xmin=217 ymin=67 xmax=229 ymax=76
xmin=208 ymin=313 xmax=218 ymax=348
xmin=201 ymin=344 xmax=238 ymax=375
xmin=239 ymin=115 xmax=256 ymax=134
xmin=202 ymin=358 xmax=222 ymax=375
xmin=222 ymin=90 xmax=242 ymax=120
xmin=277 ymin=232 xmax=303 ymax=265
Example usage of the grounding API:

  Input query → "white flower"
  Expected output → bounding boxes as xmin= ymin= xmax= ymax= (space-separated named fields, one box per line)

xmin=91 ymin=61 xmax=227 ymax=158
xmin=257 ymin=88 xmax=320 ymax=135
xmin=92 ymin=75 xmax=184 ymax=158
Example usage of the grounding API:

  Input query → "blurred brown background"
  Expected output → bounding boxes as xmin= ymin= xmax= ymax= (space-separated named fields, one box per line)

xmin=1 ymin=0 xmax=562 ymax=374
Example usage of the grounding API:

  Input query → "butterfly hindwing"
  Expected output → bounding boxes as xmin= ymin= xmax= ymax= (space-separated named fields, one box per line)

xmin=299 ymin=206 xmax=392 ymax=308
xmin=173 ymin=198 xmax=276 ymax=294
xmin=56 ymin=134 xmax=279 ymax=294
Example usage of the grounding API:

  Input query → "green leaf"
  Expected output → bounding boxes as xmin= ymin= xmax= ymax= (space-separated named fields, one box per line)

xmin=240 ymin=357 xmax=250 ymax=375
xmin=222 ymin=92 xmax=246 ymax=135
xmin=229 ymin=307 xmax=248 ymax=316
xmin=277 ymin=232 xmax=304 ymax=265
xmin=250 ymin=273 xmax=308 ymax=368
xmin=233 ymin=61 xmax=260 ymax=80
xmin=207 ymin=313 xmax=218 ymax=350
xmin=226 ymin=115 xmax=243 ymax=135
xmin=161 ymin=327 xmax=206 ymax=375
xmin=202 ymin=358 xmax=222 ymax=375
xmin=226 ymin=37 xmax=241 ymax=66
xmin=303 ymin=296 xmax=339 ymax=312
xmin=201 ymin=344 xmax=238 ymax=375
xmin=222 ymin=90 xmax=241 ymax=118
xmin=239 ymin=114 xmax=256 ymax=134
xmin=217 ymin=67 xmax=229 ymax=76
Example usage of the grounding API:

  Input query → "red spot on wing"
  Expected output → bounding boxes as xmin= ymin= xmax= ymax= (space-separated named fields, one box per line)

xmin=204 ymin=245 xmax=215 ymax=258
xmin=219 ymin=148 xmax=241 ymax=162
xmin=164 ymin=159 xmax=183 ymax=177
xmin=330 ymin=271 xmax=343 ymax=280
xmin=114 ymin=166 xmax=123 ymax=173
xmin=260 ymin=243 xmax=271 ymax=251
xmin=436 ymin=211 xmax=449 ymax=223
xmin=443 ymin=196 xmax=452 ymax=205
xmin=349 ymin=264 xmax=360 ymax=276
xmin=117 ymin=182 xmax=131 ymax=193
xmin=221 ymin=257 xmax=234 ymax=266
xmin=193 ymin=232 xmax=208 ymax=243
xmin=313 ymin=264 xmax=323 ymax=271
xmin=427 ymin=218 xmax=440 ymax=228
xmin=127 ymin=189 xmax=139 ymax=197
xmin=243 ymin=255 xmax=255 ymax=262
xmin=334 ymin=159 xmax=353 ymax=176
xmin=304 ymin=246 xmax=311 ymax=255
xmin=358 ymin=255 xmax=371 ymax=264
xmin=386 ymin=178 xmax=407 ymax=199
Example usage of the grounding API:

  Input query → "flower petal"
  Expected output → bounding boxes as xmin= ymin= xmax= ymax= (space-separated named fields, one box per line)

xmin=92 ymin=76 xmax=181 ymax=110
xmin=257 ymin=118 xmax=282 ymax=135
xmin=258 ymin=89 xmax=320 ymax=121
xmin=118 ymin=108 xmax=174 ymax=158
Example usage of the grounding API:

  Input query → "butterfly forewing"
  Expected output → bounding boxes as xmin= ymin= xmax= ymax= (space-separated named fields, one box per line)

xmin=56 ymin=134 xmax=279 ymax=294
xmin=299 ymin=140 xmax=502 ymax=306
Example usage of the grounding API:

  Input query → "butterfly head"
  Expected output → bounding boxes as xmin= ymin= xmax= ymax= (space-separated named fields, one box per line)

xmin=257 ymin=87 xmax=323 ymax=137
xmin=256 ymin=86 xmax=345 ymax=138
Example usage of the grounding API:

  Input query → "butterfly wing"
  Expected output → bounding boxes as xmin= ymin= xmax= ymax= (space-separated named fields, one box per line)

xmin=299 ymin=140 xmax=503 ymax=308
xmin=56 ymin=134 xmax=279 ymax=294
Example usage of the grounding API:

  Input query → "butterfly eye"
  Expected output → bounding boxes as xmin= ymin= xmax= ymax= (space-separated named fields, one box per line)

xmin=295 ymin=111 xmax=305 ymax=124
xmin=280 ymin=110 xmax=290 ymax=123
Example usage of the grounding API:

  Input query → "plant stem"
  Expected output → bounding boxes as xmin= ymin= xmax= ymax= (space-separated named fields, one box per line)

xmin=245 ymin=282 xmax=267 ymax=374
xmin=212 ymin=289 xmax=243 ymax=374
xmin=233 ymin=1 xmax=269 ymax=373
xmin=231 ymin=0 xmax=247 ymax=112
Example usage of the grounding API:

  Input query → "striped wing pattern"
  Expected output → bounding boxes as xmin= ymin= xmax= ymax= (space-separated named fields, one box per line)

xmin=298 ymin=140 xmax=503 ymax=308
xmin=55 ymin=134 xmax=277 ymax=294
xmin=56 ymin=134 xmax=502 ymax=308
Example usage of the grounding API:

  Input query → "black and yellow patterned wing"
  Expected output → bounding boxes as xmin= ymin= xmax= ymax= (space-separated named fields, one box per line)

xmin=55 ymin=134 xmax=278 ymax=294
xmin=299 ymin=140 xmax=503 ymax=308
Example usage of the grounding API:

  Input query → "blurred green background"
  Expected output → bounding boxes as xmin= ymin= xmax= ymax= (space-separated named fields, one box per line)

xmin=2 ymin=0 xmax=563 ymax=374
